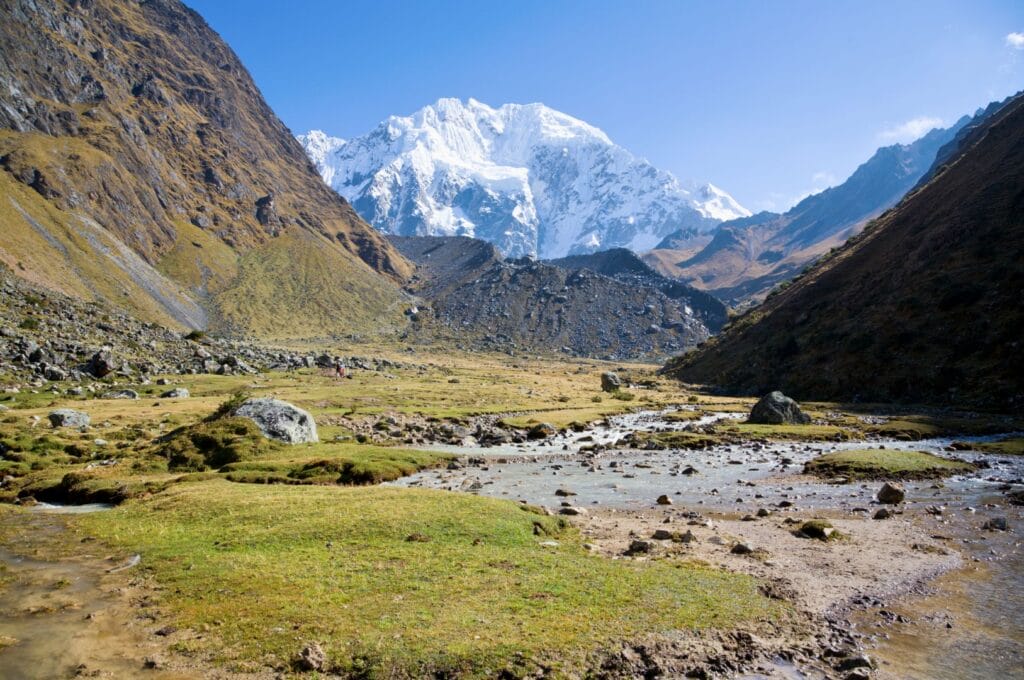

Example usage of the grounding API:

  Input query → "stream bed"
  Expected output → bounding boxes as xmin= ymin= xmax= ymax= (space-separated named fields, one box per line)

xmin=389 ymin=408 xmax=1024 ymax=679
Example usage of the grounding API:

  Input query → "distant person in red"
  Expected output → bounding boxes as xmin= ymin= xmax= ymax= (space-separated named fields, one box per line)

xmin=335 ymin=360 xmax=346 ymax=379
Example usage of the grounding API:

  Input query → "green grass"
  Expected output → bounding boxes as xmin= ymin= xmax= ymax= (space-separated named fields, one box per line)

xmin=220 ymin=444 xmax=452 ymax=485
xmin=955 ymin=437 xmax=1024 ymax=456
xmin=719 ymin=422 xmax=851 ymax=441
xmin=630 ymin=431 xmax=724 ymax=450
xmin=77 ymin=481 xmax=786 ymax=676
xmin=803 ymin=449 xmax=975 ymax=480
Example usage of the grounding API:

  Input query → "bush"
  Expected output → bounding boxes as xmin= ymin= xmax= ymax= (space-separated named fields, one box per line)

xmin=159 ymin=417 xmax=276 ymax=471
xmin=611 ymin=391 xmax=635 ymax=402
xmin=184 ymin=329 xmax=206 ymax=341
xmin=18 ymin=317 xmax=39 ymax=331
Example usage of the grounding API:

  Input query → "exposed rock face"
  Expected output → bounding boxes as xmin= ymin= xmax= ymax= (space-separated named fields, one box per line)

xmin=234 ymin=398 xmax=318 ymax=444
xmin=747 ymin=391 xmax=811 ymax=425
xmin=877 ymin=482 xmax=906 ymax=504
xmin=665 ymin=92 xmax=1024 ymax=413
xmin=0 ymin=0 xmax=409 ymax=337
xmin=390 ymin=235 xmax=713 ymax=359
xmin=601 ymin=372 xmax=622 ymax=392
xmin=48 ymin=409 xmax=90 ymax=428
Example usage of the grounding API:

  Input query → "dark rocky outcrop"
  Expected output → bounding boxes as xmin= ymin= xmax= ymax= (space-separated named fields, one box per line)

xmin=391 ymin=235 xmax=714 ymax=359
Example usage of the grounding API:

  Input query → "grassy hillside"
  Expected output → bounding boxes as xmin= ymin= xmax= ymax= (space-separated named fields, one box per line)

xmin=0 ymin=0 xmax=409 ymax=335
xmin=666 ymin=92 xmax=1024 ymax=413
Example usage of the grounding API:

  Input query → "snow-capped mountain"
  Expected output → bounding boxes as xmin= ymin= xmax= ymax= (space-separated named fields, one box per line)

xmin=298 ymin=98 xmax=749 ymax=258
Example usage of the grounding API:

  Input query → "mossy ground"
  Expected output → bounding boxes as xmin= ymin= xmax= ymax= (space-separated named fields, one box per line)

xmin=954 ymin=437 xmax=1024 ymax=456
xmin=803 ymin=449 xmax=975 ymax=480
xmin=74 ymin=480 xmax=787 ymax=676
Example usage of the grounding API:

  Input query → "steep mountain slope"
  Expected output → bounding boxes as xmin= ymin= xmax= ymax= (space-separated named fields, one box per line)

xmin=299 ymin=98 xmax=749 ymax=258
xmin=665 ymin=92 xmax=1024 ymax=413
xmin=645 ymin=121 xmax=964 ymax=306
xmin=547 ymin=248 xmax=728 ymax=332
xmin=0 ymin=0 xmax=411 ymax=337
xmin=390 ymin=236 xmax=713 ymax=359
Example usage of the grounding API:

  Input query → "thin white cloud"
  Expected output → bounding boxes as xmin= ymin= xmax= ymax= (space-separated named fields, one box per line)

xmin=878 ymin=116 xmax=943 ymax=144
xmin=1006 ymin=32 xmax=1024 ymax=50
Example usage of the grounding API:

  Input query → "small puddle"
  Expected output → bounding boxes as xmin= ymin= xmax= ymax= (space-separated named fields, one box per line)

xmin=0 ymin=513 xmax=191 ymax=679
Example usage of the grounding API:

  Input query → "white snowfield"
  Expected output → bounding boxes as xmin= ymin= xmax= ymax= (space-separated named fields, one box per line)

xmin=298 ymin=98 xmax=749 ymax=258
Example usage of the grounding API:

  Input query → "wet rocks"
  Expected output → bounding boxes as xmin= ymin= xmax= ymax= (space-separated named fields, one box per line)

xmin=48 ymin=409 xmax=90 ymax=428
xmin=233 ymin=398 xmax=318 ymax=444
xmin=554 ymin=488 xmax=576 ymax=497
xmin=527 ymin=422 xmax=557 ymax=440
xmin=655 ymin=494 xmax=673 ymax=505
xmin=872 ymin=508 xmax=893 ymax=520
xmin=601 ymin=371 xmax=622 ymax=392
xmin=559 ymin=506 xmax=587 ymax=516
xmin=982 ymin=516 xmax=1008 ymax=532
xmin=748 ymin=390 xmax=811 ymax=425
xmin=876 ymin=482 xmax=905 ymax=504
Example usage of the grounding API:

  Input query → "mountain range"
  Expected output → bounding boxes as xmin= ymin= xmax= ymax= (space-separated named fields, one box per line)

xmin=645 ymin=119 xmax=967 ymax=306
xmin=299 ymin=99 xmax=749 ymax=259
xmin=665 ymin=91 xmax=1024 ymax=412
xmin=0 ymin=0 xmax=411 ymax=338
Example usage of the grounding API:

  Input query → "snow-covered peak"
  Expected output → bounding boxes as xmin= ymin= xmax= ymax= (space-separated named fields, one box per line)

xmin=299 ymin=98 xmax=748 ymax=258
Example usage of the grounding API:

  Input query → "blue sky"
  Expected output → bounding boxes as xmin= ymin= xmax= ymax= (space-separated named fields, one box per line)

xmin=187 ymin=0 xmax=1024 ymax=212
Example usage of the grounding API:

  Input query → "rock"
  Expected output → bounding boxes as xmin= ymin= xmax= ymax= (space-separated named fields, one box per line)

xmin=600 ymin=371 xmax=622 ymax=392
xmin=554 ymin=488 xmax=576 ymax=497
xmin=873 ymin=508 xmax=893 ymax=520
xmin=747 ymin=391 xmax=811 ymax=425
xmin=836 ymin=654 xmax=874 ymax=671
xmin=625 ymin=539 xmax=654 ymax=555
xmin=558 ymin=506 xmax=587 ymax=516
xmin=982 ymin=516 xmax=1008 ymax=532
xmin=296 ymin=642 xmax=327 ymax=672
xmin=1008 ymin=490 xmax=1024 ymax=507
xmin=730 ymin=543 xmax=753 ymax=555
xmin=527 ymin=423 xmax=557 ymax=440
xmin=651 ymin=529 xmax=675 ymax=540
xmin=101 ymin=389 xmax=139 ymax=400
xmin=655 ymin=494 xmax=673 ymax=505
xmin=87 ymin=349 xmax=116 ymax=378
xmin=756 ymin=508 xmax=771 ymax=518
xmin=160 ymin=388 xmax=189 ymax=399
xmin=233 ymin=398 xmax=319 ymax=444
xmin=877 ymin=482 xmax=905 ymax=504
xmin=43 ymin=365 xmax=67 ymax=381
xmin=48 ymin=409 xmax=90 ymax=428
xmin=844 ymin=670 xmax=871 ymax=680
xmin=679 ymin=529 xmax=697 ymax=544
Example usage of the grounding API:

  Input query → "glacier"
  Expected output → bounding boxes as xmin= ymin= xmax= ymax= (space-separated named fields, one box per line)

xmin=298 ymin=98 xmax=749 ymax=258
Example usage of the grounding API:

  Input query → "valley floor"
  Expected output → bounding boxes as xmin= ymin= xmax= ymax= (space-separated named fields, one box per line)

xmin=0 ymin=349 xmax=1020 ymax=678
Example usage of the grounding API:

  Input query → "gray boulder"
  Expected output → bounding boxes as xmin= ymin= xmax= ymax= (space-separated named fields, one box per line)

xmin=234 ymin=398 xmax=318 ymax=444
xmin=877 ymin=482 xmax=905 ymax=504
xmin=748 ymin=391 xmax=811 ymax=425
xmin=102 ymin=389 xmax=139 ymax=400
xmin=600 ymin=371 xmax=622 ymax=392
xmin=160 ymin=388 xmax=190 ymax=399
xmin=48 ymin=409 xmax=90 ymax=428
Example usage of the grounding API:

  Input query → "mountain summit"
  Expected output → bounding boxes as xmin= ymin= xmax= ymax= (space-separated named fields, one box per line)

xmin=299 ymin=98 xmax=749 ymax=258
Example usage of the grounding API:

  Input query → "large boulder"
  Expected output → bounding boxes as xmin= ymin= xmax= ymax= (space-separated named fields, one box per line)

xmin=160 ymin=388 xmax=190 ymax=399
xmin=877 ymin=482 xmax=905 ymax=504
xmin=102 ymin=389 xmax=139 ymax=400
xmin=87 ymin=349 xmax=117 ymax=378
xmin=233 ymin=398 xmax=318 ymax=444
xmin=48 ymin=409 xmax=90 ymax=428
xmin=748 ymin=391 xmax=811 ymax=425
xmin=600 ymin=371 xmax=622 ymax=392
